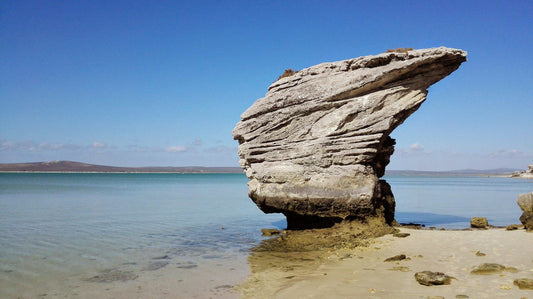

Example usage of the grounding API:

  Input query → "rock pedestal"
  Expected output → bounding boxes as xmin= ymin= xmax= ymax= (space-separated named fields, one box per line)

xmin=233 ymin=47 xmax=467 ymax=229
xmin=518 ymin=192 xmax=533 ymax=231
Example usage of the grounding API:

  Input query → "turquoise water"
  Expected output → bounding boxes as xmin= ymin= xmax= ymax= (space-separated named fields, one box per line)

xmin=0 ymin=173 xmax=531 ymax=298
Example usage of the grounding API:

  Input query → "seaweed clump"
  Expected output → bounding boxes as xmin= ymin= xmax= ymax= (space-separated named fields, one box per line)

xmin=277 ymin=68 xmax=299 ymax=80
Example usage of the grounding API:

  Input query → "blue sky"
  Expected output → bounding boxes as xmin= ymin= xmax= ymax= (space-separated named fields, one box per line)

xmin=1 ymin=0 xmax=532 ymax=170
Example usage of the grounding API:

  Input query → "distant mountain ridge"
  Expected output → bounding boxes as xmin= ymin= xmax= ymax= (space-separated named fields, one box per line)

xmin=0 ymin=161 xmax=521 ymax=175
xmin=0 ymin=161 xmax=243 ymax=173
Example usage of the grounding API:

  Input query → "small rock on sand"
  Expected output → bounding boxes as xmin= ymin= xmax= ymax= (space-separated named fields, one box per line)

xmin=414 ymin=271 xmax=454 ymax=286
xmin=384 ymin=254 xmax=406 ymax=262
xmin=455 ymin=295 xmax=469 ymax=298
xmin=475 ymin=251 xmax=486 ymax=256
xmin=514 ymin=278 xmax=533 ymax=290
xmin=393 ymin=232 xmax=410 ymax=238
xmin=470 ymin=263 xmax=517 ymax=275
xmin=506 ymin=224 xmax=522 ymax=230
xmin=470 ymin=217 xmax=488 ymax=229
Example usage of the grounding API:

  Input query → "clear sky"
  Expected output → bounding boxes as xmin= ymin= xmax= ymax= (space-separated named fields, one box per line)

xmin=1 ymin=0 xmax=532 ymax=170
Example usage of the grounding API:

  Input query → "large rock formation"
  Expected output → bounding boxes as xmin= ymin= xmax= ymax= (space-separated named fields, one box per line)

xmin=233 ymin=47 xmax=467 ymax=229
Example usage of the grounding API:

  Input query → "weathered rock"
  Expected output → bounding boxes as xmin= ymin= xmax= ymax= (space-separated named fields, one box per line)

xmin=514 ymin=278 xmax=533 ymax=290
xmin=519 ymin=211 xmax=533 ymax=231
xmin=505 ymin=224 xmax=522 ymax=230
xmin=470 ymin=263 xmax=517 ymax=275
xmin=470 ymin=217 xmax=488 ymax=229
xmin=414 ymin=271 xmax=454 ymax=286
xmin=384 ymin=254 xmax=407 ymax=262
xmin=517 ymin=192 xmax=533 ymax=213
xmin=233 ymin=47 xmax=466 ymax=229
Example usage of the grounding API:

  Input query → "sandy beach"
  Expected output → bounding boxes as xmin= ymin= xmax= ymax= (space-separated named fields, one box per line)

xmin=239 ymin=227 xmax=533 ymax=298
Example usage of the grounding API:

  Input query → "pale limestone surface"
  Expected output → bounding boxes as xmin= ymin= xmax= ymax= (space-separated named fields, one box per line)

xmin=233 ymin=47 xmax=467 ymax=228
xmin=518 ymin=192 xmax=533 ymax=213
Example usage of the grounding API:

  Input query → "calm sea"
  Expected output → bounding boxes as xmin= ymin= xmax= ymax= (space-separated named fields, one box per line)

xmin=0 ymin=173 xmax=532 ymax=298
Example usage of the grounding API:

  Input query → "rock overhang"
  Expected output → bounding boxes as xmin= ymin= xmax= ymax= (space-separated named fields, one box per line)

xmin=233 ymin=47 xmax=467 ymax=229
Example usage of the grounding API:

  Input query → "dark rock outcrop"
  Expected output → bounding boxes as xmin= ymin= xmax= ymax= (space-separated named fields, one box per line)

xmin=470 ymin=217 xmax=489 ymax=229
xmin=233 ymin=47 xmax=466 ymax=229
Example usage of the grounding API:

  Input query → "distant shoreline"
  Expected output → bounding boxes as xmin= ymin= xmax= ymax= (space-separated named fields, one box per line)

xmin=0 ymin=161 xmax=243 ymax=173
xmin=0 ymin=171 xmax=244 ymax=174
xmin=0 ymin=160 xmax=526 ymax=176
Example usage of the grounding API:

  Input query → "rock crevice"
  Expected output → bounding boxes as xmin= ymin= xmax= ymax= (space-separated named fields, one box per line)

xmin=233 ymin=47 xmax=467 ymax=229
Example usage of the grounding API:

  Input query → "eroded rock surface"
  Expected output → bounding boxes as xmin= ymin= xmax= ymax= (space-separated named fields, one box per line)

xmin=233 ymin=47 xmax=466 ymax=229
xmin=414 ymin=271 xmax=454 ymax=286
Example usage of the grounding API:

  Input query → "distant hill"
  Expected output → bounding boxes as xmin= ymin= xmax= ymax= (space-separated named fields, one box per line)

xmin=0 ymin=161 xmax=243 ymax=173
xmin=0 ymin=161 xmax=519 ymax=175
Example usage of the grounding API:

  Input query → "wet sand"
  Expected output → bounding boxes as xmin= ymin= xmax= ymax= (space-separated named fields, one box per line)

xmin=7 ymin=257 xmax=246 ymax=299
xmin=239 ymin=227 xmax=533 ymax=298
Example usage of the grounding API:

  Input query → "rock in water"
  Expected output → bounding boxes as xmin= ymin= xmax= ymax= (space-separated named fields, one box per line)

xmin=233 ymin=47 xmax=467 ymax=229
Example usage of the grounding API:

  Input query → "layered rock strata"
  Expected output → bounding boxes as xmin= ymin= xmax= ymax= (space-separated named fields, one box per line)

xmin=233 ymin=47 xmax=467 ymax=229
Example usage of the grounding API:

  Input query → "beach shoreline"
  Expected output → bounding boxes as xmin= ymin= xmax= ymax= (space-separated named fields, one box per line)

xmin=238 ymin=227 xmax=533 ymax=298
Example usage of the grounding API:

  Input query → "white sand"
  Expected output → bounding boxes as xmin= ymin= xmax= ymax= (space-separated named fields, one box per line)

xmin=240 ymin=228 xmax=533 ymax=298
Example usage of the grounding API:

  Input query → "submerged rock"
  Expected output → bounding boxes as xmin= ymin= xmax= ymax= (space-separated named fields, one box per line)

xmin=414 ymin=271 xmax=454 ymax=286
xmin=142 ymin=261 xmax=169 ymax=271
xmin=84 ymin=269 xmax=138 ymax=283
xmin=233 ymin=47 xmax=466 ymax=229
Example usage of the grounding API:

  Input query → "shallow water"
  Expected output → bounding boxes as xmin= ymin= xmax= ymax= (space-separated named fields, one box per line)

xmin=0 ymin=173 xmax=531 ymax=297
xmin=388 ymin=175 xmax=532 ymax=228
